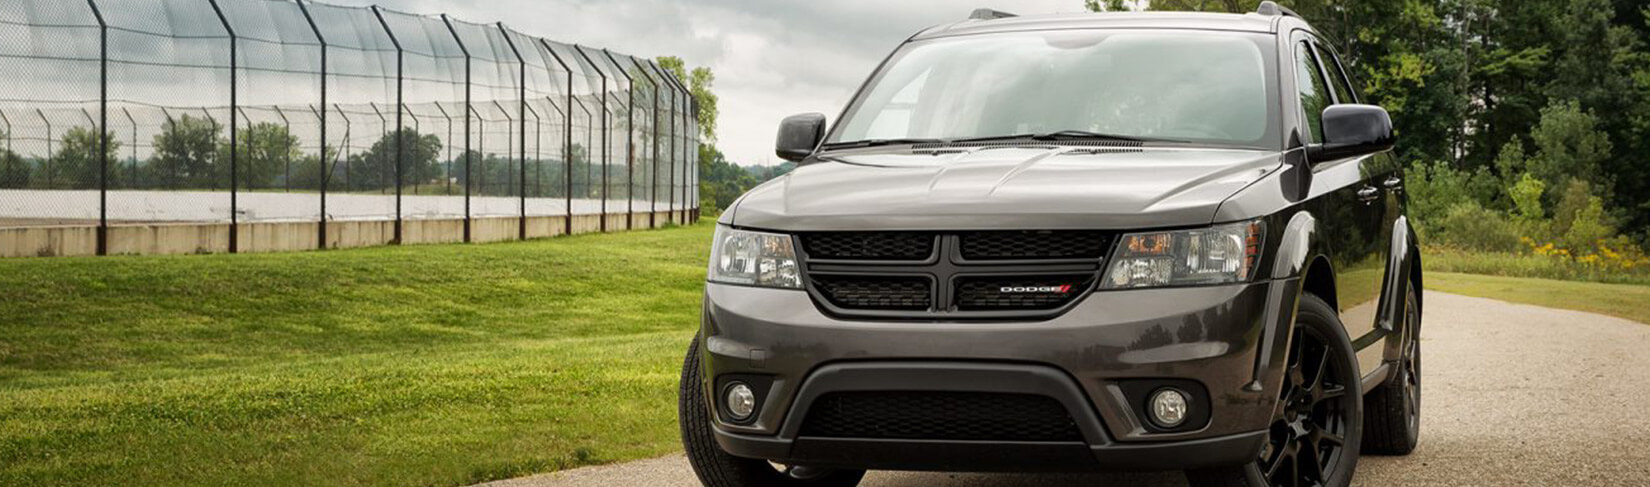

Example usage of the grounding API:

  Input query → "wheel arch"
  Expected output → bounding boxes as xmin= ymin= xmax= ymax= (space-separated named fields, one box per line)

xmin=1301 ymin=256 xmax=1338 ymax=311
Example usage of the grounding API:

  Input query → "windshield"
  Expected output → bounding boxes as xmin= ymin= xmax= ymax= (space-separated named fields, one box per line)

xmin=829 ymin=29 xmax=1281 ymax=149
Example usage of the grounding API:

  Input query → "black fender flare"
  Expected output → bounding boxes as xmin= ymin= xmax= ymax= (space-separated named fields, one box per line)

xmin=1251 ymin=210 xmax=1333 ymax=389
xmin=1381 ymin=216 xmax=1420 ymax=363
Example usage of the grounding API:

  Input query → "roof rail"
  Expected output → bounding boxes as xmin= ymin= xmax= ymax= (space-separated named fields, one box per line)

xmin=968 ymin=8 xmax=1017 ymax=21
xmin=1256 ymin=1 xmax=1301 ymax=18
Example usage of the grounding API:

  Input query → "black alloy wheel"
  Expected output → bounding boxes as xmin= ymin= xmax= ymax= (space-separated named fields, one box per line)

xmin=1188 ymin=293 xmax=1362 ymax=487
xmin=1259 ymin=324 xmax=1356 ymax=486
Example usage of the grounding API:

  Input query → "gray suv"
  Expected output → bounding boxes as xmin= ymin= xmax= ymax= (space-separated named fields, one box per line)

xmin=680 ymin=3 xmax=1423 ymax=486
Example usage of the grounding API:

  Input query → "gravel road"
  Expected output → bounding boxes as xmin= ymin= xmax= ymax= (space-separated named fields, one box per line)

xmin=478 ymin=292 xmax=1650 ymax=487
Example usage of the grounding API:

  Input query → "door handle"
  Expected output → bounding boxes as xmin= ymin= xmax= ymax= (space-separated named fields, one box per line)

xmin=1357 ymin=186 xmax=1381 ymax=203
xmin=1383 ymin=176 xmax=1404 ymax=191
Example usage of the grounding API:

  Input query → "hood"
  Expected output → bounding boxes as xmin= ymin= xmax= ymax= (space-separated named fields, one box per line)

xmin=728 ymin=146 xmax=1284 ymax=231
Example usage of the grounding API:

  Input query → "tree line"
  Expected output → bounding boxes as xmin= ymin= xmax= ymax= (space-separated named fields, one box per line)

xmin=0 ymin=115 xmax=681 ymax=201
xmin=1088 ymin=0 xmax=1650 ymax=266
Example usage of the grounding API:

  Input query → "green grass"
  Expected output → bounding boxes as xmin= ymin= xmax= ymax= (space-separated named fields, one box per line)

xmin=0 ymin=223 xmax=717 ymax=487
xmin=1427 ymin=272 xmax=1650 ymax=325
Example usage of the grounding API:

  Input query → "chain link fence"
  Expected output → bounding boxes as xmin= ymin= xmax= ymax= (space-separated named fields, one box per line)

xmin=0 ymin=0 xmax=699 ymax=256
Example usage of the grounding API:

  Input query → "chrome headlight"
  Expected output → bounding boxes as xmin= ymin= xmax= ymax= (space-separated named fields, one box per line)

xmin=708 ymin=225 xmax=803 ymax=289
xmin=1102 ymin=220 xmax=1265 ymax=289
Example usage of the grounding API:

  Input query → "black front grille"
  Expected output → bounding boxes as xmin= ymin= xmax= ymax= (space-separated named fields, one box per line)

xmin=800 ymin=391 xmax=1082 ymax=442
xmin=800 ymin=230 xmax=1111 ymax=317
xmin=955 ymin=275 xmax=1093 ymax=311
xmin=801 ymin=232 xmax=935 ymax=261
xmin=959 ymin=231 xmax=1109 ymax=260
xmin=811 ymin=275 xmax=931 ymax=311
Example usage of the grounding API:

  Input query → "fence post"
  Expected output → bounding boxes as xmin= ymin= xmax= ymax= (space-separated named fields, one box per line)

xmin=0 ymin=110 xmax=10 ymax=158
xmin=85 ymin=0 xmax=108 ymax=254
xmin=208 ymin=0 xmax=238 ymax=253
xmin=441 ymin=15 xmax=472 ymax=243
xmin=574 ymin=45 xmax=609 ymax=233
xmin=406 ymin=105 xmax=419 ymax=195
xmin=369 ymin=102 xmax=386 ymax=195
xmin=36 ymin=110 xmax=51 ymax=189
xmin=435 ymin=103 xmax=453 ymax=196
xmin=274 ymin=106 xmax=291 ymax=193
xmin=498 ymin=23 xmax=528 ymax=241
xmin=690 ymin=98 xmax=698 ymax=223
xmin=122 ymin=108 xmax=135 ymax=188
xmin=626 ymin=57 xmax=656 ymax=229
xmin=236 ymin=106 xmax=251 ymax=191
xmin=370 ymin=6 xmax=404 ymax=245
xmin=334 ymin=104 xmax=350 ymax=193
xmin=643 ymin=61 xmax=669 ymax=224
xmin=296 ymin=0 xmax=328 ymax=249
xmin=653 ymin=61 xmax=687 ymax=226
xmin=599 ymin=50 xmax=634 ymax=231
xmin=541 ymin=40 xmax=575 ymax=236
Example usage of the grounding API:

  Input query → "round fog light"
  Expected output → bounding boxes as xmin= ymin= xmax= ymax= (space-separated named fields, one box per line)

xmin=725 ymin=383 xmax=757 ymax=421
xmin=1149 ymin=388 xmax=1189 ymax=429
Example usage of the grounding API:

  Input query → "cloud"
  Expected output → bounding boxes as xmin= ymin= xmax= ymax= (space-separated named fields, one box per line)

xmin=292 ymin=0 xmax=1086 ymax=165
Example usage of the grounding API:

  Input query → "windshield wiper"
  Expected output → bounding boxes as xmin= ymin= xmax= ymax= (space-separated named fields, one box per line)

xmin=819 ymin=138 xmax=947 ymax=150
xmin=953 ymin=130 xmax=1181 ymax=144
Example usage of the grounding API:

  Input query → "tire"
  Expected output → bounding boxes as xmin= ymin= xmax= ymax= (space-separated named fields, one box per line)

xmin=1362 ymin=283 xmax=1421 ymax=455
xmin=1186 ymin=293 xmax=1363 ymax=487
xmin=679 ymin=339 xmax=867 ymax=487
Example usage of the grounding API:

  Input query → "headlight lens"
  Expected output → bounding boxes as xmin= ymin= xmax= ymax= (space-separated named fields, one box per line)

xmin=1102 ymin=220 xmax=1264 ymax=289
xmin=708 ymin=226 xmax=803 ymax=289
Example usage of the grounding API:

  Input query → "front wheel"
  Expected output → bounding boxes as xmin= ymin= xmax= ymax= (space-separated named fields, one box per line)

xmin=1187 ymin=293 xmax=1363 ymax=487
xmin=678 ymin=338 xmax=866 ymax=487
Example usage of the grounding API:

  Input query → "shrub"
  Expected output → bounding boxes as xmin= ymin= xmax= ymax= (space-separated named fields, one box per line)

xmin=1431 ymin=201 xmax=1521 ymax=252
xmin=1406 ymin=160 xmax=1499 ymax=239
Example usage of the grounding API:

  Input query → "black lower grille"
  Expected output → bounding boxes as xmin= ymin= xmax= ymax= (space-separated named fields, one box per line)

xmin=811 ymin=275 xmax=931 ymax=311
xmin=800 ymin=391 xmax=1082 ymax=442
xmin=955 ymin=275 xmax=1093 ymax=311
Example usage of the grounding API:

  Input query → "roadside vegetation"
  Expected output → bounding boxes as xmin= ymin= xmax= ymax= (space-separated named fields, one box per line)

xmin=0 ymin=223 xmax=716 ymax=487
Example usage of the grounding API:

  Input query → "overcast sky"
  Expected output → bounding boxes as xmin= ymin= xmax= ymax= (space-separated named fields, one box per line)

xmin=323 ymin=0 xmax=1089 ymax=166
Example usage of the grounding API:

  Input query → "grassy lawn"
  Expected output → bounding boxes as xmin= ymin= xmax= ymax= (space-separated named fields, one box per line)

xmin=0 ymin=223 xmax=717 ymax=487
xmin=1426 ymin=272 xmax=1650 ymax=325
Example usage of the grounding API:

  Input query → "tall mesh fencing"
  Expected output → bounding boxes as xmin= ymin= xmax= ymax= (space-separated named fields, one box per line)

xmin=0 ymin=0 xmax=698 ymax=255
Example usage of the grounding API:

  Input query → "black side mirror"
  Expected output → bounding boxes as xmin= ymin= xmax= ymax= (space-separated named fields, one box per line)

xmin=775 ymin=113 xmax=826 ymax=162
xmin=1308 ymin=104 xmax=1395 ymax=162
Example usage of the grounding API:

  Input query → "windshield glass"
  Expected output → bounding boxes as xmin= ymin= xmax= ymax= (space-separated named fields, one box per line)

xmin=829 ymin=30 xmax=1280 ymax=149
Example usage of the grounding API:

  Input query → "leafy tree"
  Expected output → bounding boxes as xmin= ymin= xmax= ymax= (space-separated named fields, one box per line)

xmin=1552 ymin=180 xmax=1615 ymax=253
xmin=0 ymin=147 xmax=26 ymax=189
xmin=697 ymin=146 xmax=759 ymax=213
xmin=150 ymin=114 xmax=224 ymax=189
xmin=658 ymin=56 xmax=719 ymax=144
xmin=49 ymin=127 xmax=121 ymax=190
xmin=1526 ymin=100 xmax=1613 ymax=201
xmin=220 ymin=122 xmax=301 ymax=191
xmin=1508 ymin=173 xmax=1545 ymax=222
xmin=351 ymin=128 xmax=443 ymax=192
xmin=1406 ymin=160 xmax=1498 ymax=238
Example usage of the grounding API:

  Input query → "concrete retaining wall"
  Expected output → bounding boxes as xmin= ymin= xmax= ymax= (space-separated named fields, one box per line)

xmin=2 ymin=211 xmax=695 ymax=258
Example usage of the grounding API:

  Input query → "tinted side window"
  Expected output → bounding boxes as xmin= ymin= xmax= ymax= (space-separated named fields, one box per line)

xmin=1314 ymin=43 xmax=1358 ymax=104
xmin=1293 ymin=41 xmax=1332 ymax=143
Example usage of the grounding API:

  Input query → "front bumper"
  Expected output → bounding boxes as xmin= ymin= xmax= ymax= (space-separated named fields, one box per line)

xmin=698 ymin=278 xmax=1298 ymax=471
